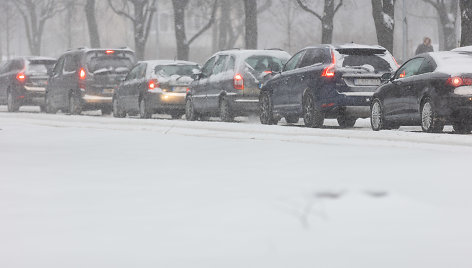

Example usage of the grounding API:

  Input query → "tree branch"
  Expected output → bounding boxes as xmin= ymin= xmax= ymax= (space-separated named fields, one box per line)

xmin=296 ymin=0 xmax=322 ymax=21
xmin=334 ymin=0 xmax=344 ymax=14
xmin=108 ymin=0 xmax=136 ymax=22
xmin=188 ymin=0 xmax=218 ymax=45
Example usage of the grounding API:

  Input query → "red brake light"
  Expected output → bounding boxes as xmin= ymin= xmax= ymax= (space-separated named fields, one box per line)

xmin=446 ymin=76 xmax=472 ymax=87
xmin=234 ymin=73 xmax=244 ymax=90
xmin=393 ymin=56 xmax=399 ymax=67
xmin=105 ymin=50 xmax=115 ymax=55
xmin=16 ymin=73 xmax=26 ymax=82
xmin=148 ymin=79 xmax=159 ymax=90
xmin=263 ymin=70 xmax=272 ymax=74
xmin=322 ymin=50 xmax=336 ymax=77
xmin=79 ymin=68 xmax=86 ymax=80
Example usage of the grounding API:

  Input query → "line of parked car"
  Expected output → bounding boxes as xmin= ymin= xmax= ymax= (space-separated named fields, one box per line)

xmin=1 ymin=43 xmax=472 ymax=134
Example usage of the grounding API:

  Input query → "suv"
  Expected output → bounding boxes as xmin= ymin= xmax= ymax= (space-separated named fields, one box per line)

xmin=45 ymin=48 xmax=136 ymax=115
xmin=113 ymin=60 xmax=200 ymax=119
xmin=185 ymin=49 xmax=290 ymax=122
xmin=259 ymin=44 xmax=398 ymax=127
xmin=0 ymin=57 xmax=56 ymax=112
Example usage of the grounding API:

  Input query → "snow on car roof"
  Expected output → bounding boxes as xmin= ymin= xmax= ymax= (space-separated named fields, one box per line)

xmin=143 ymin=60 xmax=199 ymax=66
xmin=215 ymin=49 xmax=291 ymax=59
xmin=430 ymin=51 xmax=472 ymax=74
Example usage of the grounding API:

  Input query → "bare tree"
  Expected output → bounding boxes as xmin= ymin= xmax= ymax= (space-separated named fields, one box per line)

xmin=85 ymin=0 xmax=101 ymax=48
xmin=371 ymin=0 xmax=396 ymax=53
xmin=217 ymin=0 xmax=245 ymax=50
xmin=460 ymin=0 xmax=472 ymax=46
xmin=243 ymin=0 xmax=258 ymax=49
xmin=423 ymin=0 xmax=458 ymax=50
xmin=296 ymin=0 xmax=343 ymax=44
xmin=11 ymin=0 xmax=63 ymax=55
xmin=269 ymin=0 xmax=299 ymax=52
xmin=171 ymin=0 xmax=217 ymax=60
xmin=108 ymin=0 xmax=157 ymax=60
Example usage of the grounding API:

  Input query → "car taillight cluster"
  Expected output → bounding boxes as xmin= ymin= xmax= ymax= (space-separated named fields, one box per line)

xmin=16 ymin=73 xmax=26 ymax=83
xmin=322 ymin=50 xmax=336 ymax=78
xmin=148 ymin=79 xmax=159 ymax=90
xmin=79 ymin=68 xmax=86 ymax=80
xmin=446 ymin=76 xmax=472 ymax=87
xmin=234 ymin=73 xmax=244 ymax=90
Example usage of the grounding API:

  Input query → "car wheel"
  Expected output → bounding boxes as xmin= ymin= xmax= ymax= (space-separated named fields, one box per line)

xmin=337 ymin=115 xmax=357 ymax=128
xmin=45 ymin=92 xmax=57 ymax=114
xmin=303 ymin=93 xmax=324 ymax=128
xmin=453 ymin=121 xmax=472 ymax=134
xmin=421 ymin=98 xmax=444 ymax=133
xmin=170 ymin=112 xmax=183 ymax=119
xmin=370 ymin=99 xmax=385 ymax=131
xmin=220 ymin=97 xmax=234 ymax=122
xmin=185 ymin=97 xmax=198 ymax=121
xmin=7 ymin=91 xmax=19 ymax=112
xmin=39 ymin=105 xmax=46 ymax=113
xmin=101 ymin=107 xmax=112 ymax=116
xmin=259 ymin=92 xmax=278 ymax=125
xmin=285 ymin=115 xmax=299 ymax=124
xmin=69 ymin=93 xmax=82 ymax=115
xmin=139 ymin=98 xmax=152 ymax=119
xmin=112 ymin=97 xmax=126 ymax=118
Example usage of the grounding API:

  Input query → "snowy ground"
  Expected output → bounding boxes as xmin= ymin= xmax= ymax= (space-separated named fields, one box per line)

xmin=1 ymin=106 xmax=472 ymax=268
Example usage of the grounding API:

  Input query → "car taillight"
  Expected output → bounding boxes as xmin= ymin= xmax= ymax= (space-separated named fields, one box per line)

xmin=148 ymin=79 xmax=159 ymax=90
xmin=16 ymin=73 xmax=26 ymax=83
xmin=322 ymin=50 xmax=336 ymax=77
xmin=234 ymin=73 xmax=244 ymax=90
xmin=79 ymin=68 xmax=86 ymax=80
xmin=446 ymin=76 xmax=472 ymax=87
xmin=105 ymin=50 xmax=115 ymax=55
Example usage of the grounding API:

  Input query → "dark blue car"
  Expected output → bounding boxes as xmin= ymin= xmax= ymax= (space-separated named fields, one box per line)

xmin=259 ymin=44 xmax=398 ymax=128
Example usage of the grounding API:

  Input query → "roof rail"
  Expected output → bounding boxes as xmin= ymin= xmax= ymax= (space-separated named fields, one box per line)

xmin=265 ymin=48 xmax=284 ymax=51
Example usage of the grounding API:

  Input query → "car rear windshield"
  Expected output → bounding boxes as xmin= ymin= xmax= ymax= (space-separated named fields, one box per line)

xmin=154 ymin=64 xmax=200 ymax=76
xmin=27 ymin=60 xmax=56 ymax=74
xmin=245 ymin=55 xmax=286 ymax=73
xmin=86 ymin=51 xmax=135 ymax=73
xmin=335 ymin=48 xmax=397 ymax=73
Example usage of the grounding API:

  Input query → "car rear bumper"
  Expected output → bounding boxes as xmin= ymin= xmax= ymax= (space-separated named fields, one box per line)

xmin=14 ymin=86 xmax=46 ymax=106
xmin=437 ymin=94 xmax=472 ymax=120
xmin=82 ymin=94 xmax=113 ymax=104
xmin=322 ymin=91 xmax=374 ymax=118
xmin=147 ymin=92 xmax=186 ymax=111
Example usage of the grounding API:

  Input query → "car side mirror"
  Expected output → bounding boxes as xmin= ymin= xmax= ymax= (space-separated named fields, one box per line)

xmin=381 ymin=72 xmax=392 ymax=82
xmin=47 ymin=69 xmax=54 ymax=77
xmin=191 ymin=71 xmax=203 ymax=80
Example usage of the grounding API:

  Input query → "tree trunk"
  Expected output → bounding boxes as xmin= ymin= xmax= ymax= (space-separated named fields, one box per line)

xmin=85 ymin=0 xmax=101 ymax=48
xmin=243 ymin=0 xmax=257 ymax=49
xmin=371 ymin=0 xmax=396 ymax=53
xmin=460 ymin=0 xmax=472 ymax=46
xmin=321 ymin=0 xmax=334 ymax=44
xmin=172 ymin=0 xmax=190 ymax=60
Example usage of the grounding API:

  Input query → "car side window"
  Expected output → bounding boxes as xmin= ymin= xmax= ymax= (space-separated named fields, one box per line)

xmin=10 ymin=60 xmax=24 ymax=72
xmin=417 ymin=59 xmax=436 ymax=75
xmin=201 ymin=56 xmax=217 ymax=77
xmin=53 ymin=57 xmax=65 ymax=75
xmin=63 ymin=55 xmax=78 ymax=73
xmin=0 ymin=61 xmax=8 ymax=74
xmin=284 ymin=50 xmax=306 ymax=72
xmin=395 ymin=58 xmax=425 ymax=79
xmin=226 ymin=56 xmax=235 ymax=71
xmin=299 ymin=49 xmax=317 ymax=68
xmin=212 ymin=55 xmax=228 ymax=75
xmin=125 ymin=65 xmax=140 ymax=81
xmin=137 ymin=63 xmax=147 ymax=79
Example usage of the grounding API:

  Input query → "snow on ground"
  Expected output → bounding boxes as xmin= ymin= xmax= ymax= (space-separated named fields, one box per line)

xmin=1 ymin=107 xmax=472 ymax=268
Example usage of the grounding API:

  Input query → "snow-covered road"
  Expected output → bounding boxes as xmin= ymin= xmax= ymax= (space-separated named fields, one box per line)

xmin=1 ymin=108 xmax=472 ymax=268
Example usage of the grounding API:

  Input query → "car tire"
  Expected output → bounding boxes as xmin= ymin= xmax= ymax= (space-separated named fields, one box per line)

xmin=39 ymin=105 xmax=46 ymax=113
xmin=7 ymin=91 xmax=19 ymax=112
xmin=69 ymin=93 xmax=82 ymax=115
xmin=285 ymin=115 xmax=299 ymax=124
xmin=370 ymin=99 xmax=385 ymax=131
xmin=337 ymin=115 xmax=357 ymax=128
xmin=139 ymin=98 xmax=152 ymax=119
xmin=453 ymin=121 xmax=472 ymax=134
xmin=259 ymin=92 xmax=278 ymax=125
xmin=185 ymin=97 xmax=198 ymax=121
xmin=45 ymin=92 xmax=57 ymax=114
xmin=112 ymin=97 xmax=126 ymax=118
xmin=303 ymin=93 xmax=324 ymax=128
xmin=219 ymin=97 xmax=234 ymax=122
xmin=421 ymin=97 xmax=444 ymax=133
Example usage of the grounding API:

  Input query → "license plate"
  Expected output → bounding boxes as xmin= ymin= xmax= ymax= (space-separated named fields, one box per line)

xmin=103 ymin=88 xmax=114 ymax=94
xmin=354 ymin=78 xmax=380 ymax=86
xmin=172 ymin=86 xmax=188 ymax=92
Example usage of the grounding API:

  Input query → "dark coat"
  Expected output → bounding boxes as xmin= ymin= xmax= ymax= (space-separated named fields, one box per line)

xmin=415 ymin=44 xmax=434 ymax=55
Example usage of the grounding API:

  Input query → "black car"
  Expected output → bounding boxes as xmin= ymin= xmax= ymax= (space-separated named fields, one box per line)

xmin=185 ymin=49 xmax=290 ymax=122
xmin=113 ymin=60 xmax=200 ymax=119
xmin=259 ymin=44 xmax=398 ymax=127
xmin=371 ymin=51 xmax=472 ymax=134
xmin=0 ymin=57 xmax=56 ymax=112
xmin=45 ymin=48 xmax=136 ymax=115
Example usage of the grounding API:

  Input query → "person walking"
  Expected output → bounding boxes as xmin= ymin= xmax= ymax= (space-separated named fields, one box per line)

xmin=415 ymin=37 xmax=434 ymax=55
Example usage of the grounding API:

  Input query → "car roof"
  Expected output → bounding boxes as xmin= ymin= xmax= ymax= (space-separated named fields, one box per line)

xmin=427 ymin=51 xmax=472 ymax=74
xmin=303 ymin=43 xmax=387 ymax=51
xmin=9 ymin=56 xmax=56 ymax=62
xmin=62 ymin=47 xmax=135 ymax=55
xmin=213 ymin=49 xmax=291 ymax=58
xmin=142 ymin=60 xmax=199 ymax=66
